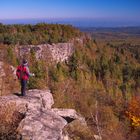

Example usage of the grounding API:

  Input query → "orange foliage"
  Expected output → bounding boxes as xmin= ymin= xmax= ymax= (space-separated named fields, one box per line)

xmin=126 ymin=96 xmax=140 ymax=127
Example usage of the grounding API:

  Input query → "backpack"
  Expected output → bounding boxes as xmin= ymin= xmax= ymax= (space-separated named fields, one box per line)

xmin=16 ymin=65 xmax=29 ymax=80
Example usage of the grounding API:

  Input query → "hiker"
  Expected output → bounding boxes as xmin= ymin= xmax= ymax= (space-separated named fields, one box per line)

xmin=16 ymin=59 xmax=35 ymax=96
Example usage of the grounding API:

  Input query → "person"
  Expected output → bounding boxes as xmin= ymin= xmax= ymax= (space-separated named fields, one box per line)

xmin=16 ymin=59 xmax=35 ymax=96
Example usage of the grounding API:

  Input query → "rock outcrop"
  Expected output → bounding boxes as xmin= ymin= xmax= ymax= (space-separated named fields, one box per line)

xmin=0 ymin=89 xmax=86 ymax=140
xmin=15 ymin=43 xmax=74 ymax=63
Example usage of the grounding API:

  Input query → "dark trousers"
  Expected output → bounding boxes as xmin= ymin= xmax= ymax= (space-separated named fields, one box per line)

xmin=21 ymin=80 xmax=27 ymax=96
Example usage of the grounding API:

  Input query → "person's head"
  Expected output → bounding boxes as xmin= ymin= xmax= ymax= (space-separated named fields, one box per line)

xmin=22 ymin=59 xmax=28 ymax=66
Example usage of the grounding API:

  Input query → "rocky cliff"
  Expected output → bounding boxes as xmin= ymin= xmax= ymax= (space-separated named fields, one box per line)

xmin=15 ymin=43 xmax=74 ymax=63
xmin=0 ymin=89 xmax=86 ymax=140
xmin=14 ymin=37 xmax=85 ymax=63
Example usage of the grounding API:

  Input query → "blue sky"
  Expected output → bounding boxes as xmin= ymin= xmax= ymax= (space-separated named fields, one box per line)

xmin=0 ymin=0 xmax=140 ymax=26
xmin=0 ymin=0 xmax=140 ymax=20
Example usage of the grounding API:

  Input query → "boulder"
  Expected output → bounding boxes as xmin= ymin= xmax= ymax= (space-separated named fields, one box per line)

xmin=52 ymin=108 xmax=86 ymax=125
xmin=0 ymin=89 xmax=86 ymax=140
xmin=17 ymin=109 xmax=67 ymax=140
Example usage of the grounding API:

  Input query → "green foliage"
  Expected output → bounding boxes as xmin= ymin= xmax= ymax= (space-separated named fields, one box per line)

xmin=0 ymin=34 xmax=4 ymax=43
xmin=0 ymin=23 xmax=81 ymax=45
xmin=6 ymin=46 xmax=17 ymax=66
xmin=134 ymin=67 xmax=140 ymax=89
xmin=4 ymin=35 xmax=15 ymax=45
xmin=49 ymin=63 xmax=68 ymax=83
xmin=27 ymin=51 xmax=47 ymax=89
xmin=49 ymin=66 xmax=59 ymax=82
xmin=68 ymin=51 xmax=79 ymax=80
xmin=122 ymin=63 xmax=133 ymax=83
xmin=114 ymin=53 xmax=121 ymax=64
xmin=100 ymin=54 xmax=110 ymax=78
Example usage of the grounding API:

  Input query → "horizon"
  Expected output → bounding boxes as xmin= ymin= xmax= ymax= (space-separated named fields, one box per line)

xmin=0 ymin=0 xmax=140 ymax=27
xmin=1 ymin=18 xmax=140 ymax=28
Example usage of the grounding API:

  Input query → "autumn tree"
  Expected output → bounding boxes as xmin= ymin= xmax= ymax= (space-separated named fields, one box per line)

xmin=126 ymin=96 xmax=140 ymax=129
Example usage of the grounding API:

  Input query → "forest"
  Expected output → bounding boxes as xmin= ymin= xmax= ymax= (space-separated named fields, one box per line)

xmin=0 ymin=24 xmax=140 ymax=140
xmin=0 ymin=23 xmax=81 ymax=45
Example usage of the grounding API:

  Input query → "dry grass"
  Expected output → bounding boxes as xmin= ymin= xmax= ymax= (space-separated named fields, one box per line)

xmin=63 ymin=120 xmax=94 ymax=140
xmin=0 ymin=102 xmax=25 ymax=140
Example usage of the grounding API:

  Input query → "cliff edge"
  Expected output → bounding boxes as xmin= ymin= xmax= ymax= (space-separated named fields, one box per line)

xmin=0 ymin=89 xmax=86 ymax=140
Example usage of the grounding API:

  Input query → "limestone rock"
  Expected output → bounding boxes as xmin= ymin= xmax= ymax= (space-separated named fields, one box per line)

xmin=52 ymin=108 xmax=86 ymax=125
xmin=47 ymin=43 xmax=74 ymax=63
xmin=16 ymin=42 xmax=74 ymax=63
xmin=0 ymin=89 xmax=85 ymax=140
xmin=17 ymin=109 xmax=67 ymax=140
xmin=94 ymin=134 xmax=102 ymax=140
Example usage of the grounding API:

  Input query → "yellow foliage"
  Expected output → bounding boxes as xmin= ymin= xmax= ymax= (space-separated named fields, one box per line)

xmin=126 ymin=110 xmax=140 ymax=127
xmin=126 ymin=97 xmax=140 ymax=128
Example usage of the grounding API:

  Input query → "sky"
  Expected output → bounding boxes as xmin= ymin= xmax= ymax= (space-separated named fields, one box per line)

xmin=0 ymin=0 xmax=140 ymax=26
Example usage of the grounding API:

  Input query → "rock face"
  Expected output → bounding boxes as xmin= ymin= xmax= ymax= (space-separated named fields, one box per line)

xmin=0 ymin=89 xmax=86 ymax=140
xmin=47 ymin=43 xmax=74 ymax=63
xmin=15 ymin=42 xmax=74 ymax=63
xmin=52 ymin=108 xmax=86 ymax=125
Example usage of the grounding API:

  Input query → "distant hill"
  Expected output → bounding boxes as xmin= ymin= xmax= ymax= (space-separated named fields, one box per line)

xmin=79 ymin=27 xmax=140 ymax=34
xmin=79 ymin=27 xmax=140 ymax=45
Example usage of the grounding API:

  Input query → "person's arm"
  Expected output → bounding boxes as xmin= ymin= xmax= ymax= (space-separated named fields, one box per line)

xmin=26 ymin=66 xmax=34 ymax=77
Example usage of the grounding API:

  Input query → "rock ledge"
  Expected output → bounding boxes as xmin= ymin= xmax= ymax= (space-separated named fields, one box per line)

xmin=0 ymin=89 xmax=85 ymax=140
